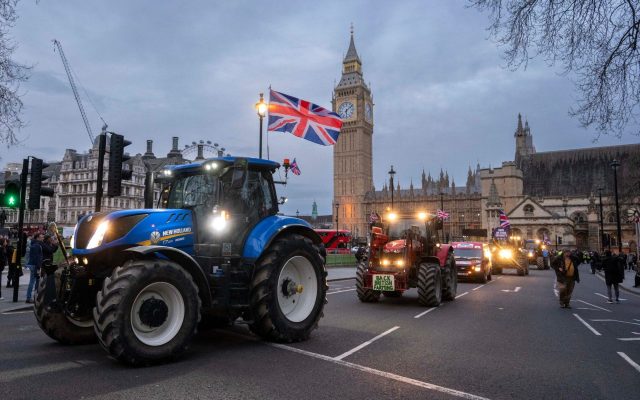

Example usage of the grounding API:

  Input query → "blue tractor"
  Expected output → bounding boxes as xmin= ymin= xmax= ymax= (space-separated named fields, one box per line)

xmin=35 ymin=157 xmax=328 ymax=365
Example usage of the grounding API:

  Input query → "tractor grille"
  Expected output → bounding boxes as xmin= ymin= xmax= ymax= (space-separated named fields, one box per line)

xmin=74 ymin=213 xmax=106 ymax=249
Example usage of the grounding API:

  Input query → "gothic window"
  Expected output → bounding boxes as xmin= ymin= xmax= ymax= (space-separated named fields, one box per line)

xmin=523 ymin=204 xmax=534 ymax=216
xmin=606 ymin=213 xmax=616 ymax=223
xmin=571 ymin=212 xmax=587 ymax=224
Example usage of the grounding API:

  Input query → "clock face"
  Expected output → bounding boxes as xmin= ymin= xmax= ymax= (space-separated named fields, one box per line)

xmin=338 ymin=102 xmax=354 ymax=119
xmin=365 ymin=103 xmax=372 ymax=121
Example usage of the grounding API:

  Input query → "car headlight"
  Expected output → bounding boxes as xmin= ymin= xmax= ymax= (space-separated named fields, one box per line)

xmin=87 ymin=221 xmax=109 ymax=249
xmin=499 ymin=249 xmax=513 ymax=259
xmin=474 ymin=266 xmax=482 ymax=272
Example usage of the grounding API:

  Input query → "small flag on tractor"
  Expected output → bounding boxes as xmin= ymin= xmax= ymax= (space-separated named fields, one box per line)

xmin=290 ymin=158 xmax=301 ymax=175
xmin=436 ymin=209 xmax=449 ymax=220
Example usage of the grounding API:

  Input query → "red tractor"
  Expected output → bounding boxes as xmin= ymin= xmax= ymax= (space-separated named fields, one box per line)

xmin=356 ymin=212 xmax=457 ymax=306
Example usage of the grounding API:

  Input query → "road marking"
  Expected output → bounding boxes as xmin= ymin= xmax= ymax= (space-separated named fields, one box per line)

xmin=334 ymin=326 xmax=400 ymax=361
xmin=575 ymin=300 xmax=611 ymax=312
xmin=0 ymin=360 xmax=96 ymax=383
xmin=573 ymin=314 xmax=602 ymax=336
xmin=617 ymin=352 xmax=640 ymax=374
xmin=270 ymin=343 xmax=491 ymax=400
xmin=472 ymin=284 xmax=485 ymax=291
xmin=414 ymin=307 xmax=437 ymax=319
xmin=327 ymin=288 xmax=356 ymax=295
xmin=456 ymin=291 xmax=469 ymax=299
xmin=617 ymin=338 xmax=640 ymax=341
xmin=501 ymin=286 xmax=521 ymax=293
xmin=1 ymin=310 xmax=33 ymax=315
xmin=590 ymin=319 xmax=640 ymax=326
xmin=595 ymin=292 xmax=627 ymax=301
xmin=496 ymin=276 xmax=503 ymax=280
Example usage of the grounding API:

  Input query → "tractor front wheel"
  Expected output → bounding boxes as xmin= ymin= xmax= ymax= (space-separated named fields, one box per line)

xmin=34 ymin=269 xmax=96 ymax=345
xmin=93 ymin=259 xmax=201 ymax=365
xmin=442 ymin=257 xmax=457 ymax=301
xmin=417 ymin=262 xmax=442 ymax=307
xmin=249 ymin=234 xmax=327 ymax=342
xmin=356 ymin=262 xmax=381 ymax=303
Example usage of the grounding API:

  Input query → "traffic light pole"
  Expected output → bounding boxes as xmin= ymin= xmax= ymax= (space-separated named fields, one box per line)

xmin=95 ymin=134 xmax=106 ymax=212
xmin=14 ymin=158 xmax=28 ymax=302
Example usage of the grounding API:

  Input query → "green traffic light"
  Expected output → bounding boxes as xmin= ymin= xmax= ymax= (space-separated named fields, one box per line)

xmin=7 ymin=196 xmax=16 ymax=206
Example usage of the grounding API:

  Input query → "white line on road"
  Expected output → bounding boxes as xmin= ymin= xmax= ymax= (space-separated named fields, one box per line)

xmin=501 ymin=286 xmax=521 ymax=293
xmin=617 ymin=352 xmax=640 ymax=374
xmin=0 ymin=360 xmax=96 ymax=383
xmin=633 ymin=331 xmax=640 ymax=334
xmin=595 ymin=292 xmax=627 ymax=301
xmin=327 ymin=288 xmax=357 ymax=295
xmin=472 ymin=284 xmax=485 ymax=291
xmin=617 ymin=338 xmax=640 ymax=341
xmin=414 ymin=307 xmax=436 ymax=319
xmin=456 ymin=291 xmax=469 ymax=299
xmin=334 ymin=326 xmax=400 ymax=361
xmin=575 ymin=300 xmax=611 ymax=312
xmin=589 ymin=319 xmax=640 ymax=326
xmin=496 ymin=276 xmax=503 ymax=280
xmin=269 ymin=343 xmax=491 ymax=400
xmin=573 ymin=314 xmax=602 ymax=336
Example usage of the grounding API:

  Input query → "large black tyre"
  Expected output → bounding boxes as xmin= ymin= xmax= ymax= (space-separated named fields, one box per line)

xmin=93 ymin=259 xmax=201 ymax=365
xmin=537 ymin=257 xmax=545 ymax=270
xmin=248 ymin=234 xmax=327 ymax=343
xmin=356 ymin=262 xmax=381 ymax=303
xmin=517 ymin=267 xmax=525 ymax=276
xmin=442 ymin=257 xmax=457 ymax=301
xmin=34 ymin=270 xmax=96 ymax=345
xmin=417 ymin=262 xmax=442 ymax=307
xmin=479 ymin=269 xmax=488 ymax=284
xmin=383 ymin=290 xmax=403 ymax=298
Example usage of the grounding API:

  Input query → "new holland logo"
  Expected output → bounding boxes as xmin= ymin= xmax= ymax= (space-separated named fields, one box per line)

xmin=150 ymin=230 xmax=161 ymax=244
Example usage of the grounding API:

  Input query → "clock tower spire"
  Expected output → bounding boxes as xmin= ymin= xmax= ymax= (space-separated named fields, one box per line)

xmin=332 ymin=27 xmax=373 ymax=239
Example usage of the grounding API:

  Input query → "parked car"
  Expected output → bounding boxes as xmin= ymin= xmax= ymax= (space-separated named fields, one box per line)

xmin=451 ymin=242 xmax=492 ymax=283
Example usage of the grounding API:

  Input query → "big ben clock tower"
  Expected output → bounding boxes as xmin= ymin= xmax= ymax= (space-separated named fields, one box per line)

xmin=332 ymin=28 xmax=373 ymax=239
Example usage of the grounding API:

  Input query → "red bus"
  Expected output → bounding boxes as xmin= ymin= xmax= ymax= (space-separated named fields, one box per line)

xmin=315 ymin=229 xmax=352 ymax=253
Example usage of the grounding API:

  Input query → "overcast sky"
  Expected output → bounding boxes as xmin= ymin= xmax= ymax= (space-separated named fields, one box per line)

xmin=2 ymin=0 xmax=638 ymax=216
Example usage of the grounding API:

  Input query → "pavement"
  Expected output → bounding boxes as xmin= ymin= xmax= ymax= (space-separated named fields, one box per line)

xmin=593 ymin=265 xmax=640 ymax=295
xmin=0 ymin=268 xmax=32 ymax=313
xmin=326 ymin=265 xmax=356 ymax=281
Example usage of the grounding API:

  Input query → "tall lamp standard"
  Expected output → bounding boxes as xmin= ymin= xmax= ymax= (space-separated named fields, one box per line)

xmin=255 ymin=93 xmax=267 ymax=159
xmin=611 ymin=159 xmax=623 ymax=253
xmin=597 ymin=187 xmax=605 ymax=252
xmin=388 ymin=165 xmax=396 ymax=210
xmin=335 ymin=202 xmax=340 ymax=234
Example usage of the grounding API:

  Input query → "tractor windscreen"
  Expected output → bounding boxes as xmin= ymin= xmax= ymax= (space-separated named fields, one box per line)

xmin=167 ymin=173 xmax=219 ymax=210
xmin=387 ymin=218 xmax=424 ymax=240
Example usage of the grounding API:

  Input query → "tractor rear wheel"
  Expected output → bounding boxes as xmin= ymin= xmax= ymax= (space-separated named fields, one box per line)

xmin=93 ymin=259 xmax=201 ymax=365
xmin=417 ymin=262 xmax=442 ymax=307
xmin=249 ymin=234 xmax=327 ymax=343
xmin=34 ymin=269 xmax=96 ymax=345
xmin=356 ymin=262 xmax=381 ymax=302
xmin=442 ymin=257 xmax=457 ymax=301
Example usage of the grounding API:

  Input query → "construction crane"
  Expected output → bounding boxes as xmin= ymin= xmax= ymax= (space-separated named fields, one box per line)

xmin=53 ymin=39 xmax=106 ymax=144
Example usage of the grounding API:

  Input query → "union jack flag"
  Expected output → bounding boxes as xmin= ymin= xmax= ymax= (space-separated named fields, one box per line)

xmin=268 ymin=89 xmax=343 ymax=146
xmin=290 ymin=158 xmax=301 ymax=175
xmin=499 ymin=209 xmax=510 ymax=229
xmin=437 ymin=209 xmax=449 ymax=220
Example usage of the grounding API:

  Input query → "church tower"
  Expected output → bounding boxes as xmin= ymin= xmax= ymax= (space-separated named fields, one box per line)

xmin=332 ymin=27 xmax=373 ymax=239
xmin=514 ymin=113 xmax=536 ymax=167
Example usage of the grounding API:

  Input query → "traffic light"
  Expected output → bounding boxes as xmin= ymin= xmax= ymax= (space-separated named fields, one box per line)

xmin=28 ymin=157 xmax=54 ymax=210
xmin=3 ymin=180 xmax=20 ymax=208
xmin=107 ymin=133 xmax=132 ymax=197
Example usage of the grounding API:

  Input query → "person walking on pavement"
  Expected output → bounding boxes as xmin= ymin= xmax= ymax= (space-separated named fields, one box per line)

xmin=5 ymin=240 xmax=17 ymax=288
xmin=552 ymin=250 xmax=581 ymax=308
xmin=25 ymin=233 xmax=44 ymax=303
xmin=602 ymin=250 xmax=624 ymax=303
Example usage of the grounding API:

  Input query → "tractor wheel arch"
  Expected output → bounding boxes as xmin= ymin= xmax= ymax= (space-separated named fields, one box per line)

xmin=124 ymin=246 xmax=212 ymax=308
xmin=258 ymin=226 xmax=325 ymax=261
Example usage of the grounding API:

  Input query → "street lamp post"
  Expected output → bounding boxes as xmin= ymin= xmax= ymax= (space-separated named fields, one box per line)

xmin=611 ymin=159 xmax=623 ymax=254
xmin=388 ymin=165 xmax=396 ymax=210
xmin=597 ymin=187 xmax=605 ymax=252
xmin=296 ymin=209 xmax=300 ymax=218
xmin=335 ymin=202 xmax=339 ymax=234
xmin=255 ymin=93 xmax=267 ymax=159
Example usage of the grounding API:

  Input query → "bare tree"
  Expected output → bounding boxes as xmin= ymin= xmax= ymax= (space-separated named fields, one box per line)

xmin=470 ymin=0 xmax=640 ymax=138
xmin=0 ymin=0 xmax=30 ymax=147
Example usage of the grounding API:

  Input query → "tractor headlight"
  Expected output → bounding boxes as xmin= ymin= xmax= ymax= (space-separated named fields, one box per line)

xmin=395 ymin=259 xmax=405 ymax=267
xmin=499 ymin=249 xmax=513 ymax=259
xmin=69 ymin=234 xmax=75 ymax=249
xmin=87 ymin=221 xmax=109 ymax=249
xmin=528 ymin=251 xmax=534 ymax=258
xmin=381 ymin=259 xmax=391 ymax=266
xmin=211 ymin=210 xmax=229 ymax=232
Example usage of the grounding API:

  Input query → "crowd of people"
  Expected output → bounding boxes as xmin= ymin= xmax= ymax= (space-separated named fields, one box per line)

xmin=550 ymin=248 xmax=638 ymax=308
xmin=0 ymin=231 xmax=59 ymax=303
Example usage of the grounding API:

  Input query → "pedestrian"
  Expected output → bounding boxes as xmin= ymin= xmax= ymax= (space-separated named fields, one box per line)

xmin=551 ymin=250 xmax=581 ymax=309
xmin=5 ymin=240 xmax=17 ymax=288
xmin=627 ymin=252 xmax=634 ymax=271
xmin=25 ymin=233 xmax=44 ymax=304
xmin=602 ymin=250 xmax=624 ymax=303
xmin=41 ymin=234 xmax=59 ymax=265
xmin=0 ymin=238 xmax=7 ymax=300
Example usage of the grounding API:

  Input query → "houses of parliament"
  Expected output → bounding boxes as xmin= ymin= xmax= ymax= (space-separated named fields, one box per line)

xmin=331 ymin=31 xmax=640 ymax=252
